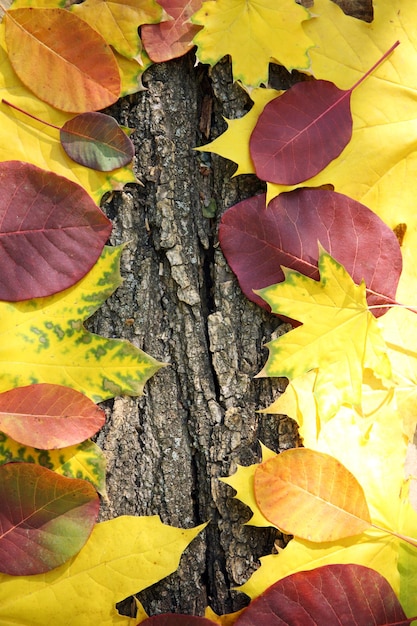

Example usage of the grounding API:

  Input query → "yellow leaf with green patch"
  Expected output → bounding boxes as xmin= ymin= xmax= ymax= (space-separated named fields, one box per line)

xmin=0 ymin=246 xmax=163 ymax=403
xmin=0 ymin=516 xmax=205 ymax=626
xmin=0 ymin=433 xmax=106 ymax=495
xmin=191 ymin=0 xmax=313 ymax=87
xmin=257 ymin=249 xmax=391 ymax=418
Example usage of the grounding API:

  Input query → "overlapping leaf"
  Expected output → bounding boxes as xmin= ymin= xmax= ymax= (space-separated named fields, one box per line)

xmin=219 ymin=189 xmax=402 ymax=316
xmin=257 ymin=249 xmax=391 ymax=418
xmin=0 ymin=462 xmax=99 ymax=575
xmin=0 ymin=516 xmax=205 ymax=625
xmin=191 ymin=0 xmax=313 ymax=87
xmin=0 ymin=384 xmax=105 ymax=449
xmin=4 ymin=7 xmax=121 ymax=112
xmin=0 ymin=434 xmax=107 ymax=495
xmin=141 ymin=0 xmax=202 ymax=63
xmin=0 ymin=245 xmax=163 ymax=402
xmin=0 ymin=161 xmax=112 ymax=300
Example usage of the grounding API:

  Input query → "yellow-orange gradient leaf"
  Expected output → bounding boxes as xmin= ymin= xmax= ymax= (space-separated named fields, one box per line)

xmin=254 ymin=448 xmax=371 ymax=542
xmin=4 ymin=8 xmax=121 ymax=112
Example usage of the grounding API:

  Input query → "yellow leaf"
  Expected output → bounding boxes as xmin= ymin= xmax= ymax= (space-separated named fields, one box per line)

xmin=257 ymin=249 xmax=391 ymax=418
xmin=205 ymin=606 xmax=245 ymax=625
xmin=72 ymin=0 xmax=165 ymax=62
xmin=0 ymin=246 xmax=164 ymax=402
xmin=0 ymin=23 xmax=135 ymax=202
xmin=191 ymin=0 xmax=313 ymax=87
xmin=0 ymin=516 xmax=206 ymax=626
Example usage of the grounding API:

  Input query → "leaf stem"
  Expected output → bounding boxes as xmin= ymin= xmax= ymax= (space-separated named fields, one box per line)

xmin=372 ymin=522 xmax=417 ymax=549
xmin=2 ymin=99 xmax=61 ymax=132
xmin=351 ymin=41 xmax=400 ymax=92
xmin=368 ymin=302 xmax=417 ymax=315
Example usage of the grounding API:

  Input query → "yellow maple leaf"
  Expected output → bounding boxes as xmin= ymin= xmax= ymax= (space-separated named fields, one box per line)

xmin=0 ymin=516 xmax=205 ymax=626
xmin=257 ymin=249 xmax=391 ymax=418
xmin=191 ymin=0 xmax=313 ymax=87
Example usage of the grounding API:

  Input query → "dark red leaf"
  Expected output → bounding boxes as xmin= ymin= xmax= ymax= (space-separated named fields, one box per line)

xmin=0 ymin=462 xmax=99 ymax=575
xmin=234 ymin=564 xmax=415 ymax=626
xmin=249 ymin=43 xmax=399 ymax=184
xmin=218 ymin=189 xmax=402 ymax=317
xmin=0 ymin=383 xmax=105 ymax=449
xmin=140 ymin=615 xmax=216 ymax=625
xmin=61 ymin=112 xmax=135 ymax=171
xmin=0 ymin=161 xmax=112 ymax=301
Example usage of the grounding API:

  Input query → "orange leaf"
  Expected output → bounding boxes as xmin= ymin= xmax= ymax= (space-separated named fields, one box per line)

xmin=254 ymin=448 xmax=371 ymax=542
xmin=4 ymin=8 xmax=121 ymax=113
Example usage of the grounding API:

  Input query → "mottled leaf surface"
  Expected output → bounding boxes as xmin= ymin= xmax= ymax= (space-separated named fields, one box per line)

xmin=219 ymin=189 xmax=402 ymax=316
xmin=4 ymin=7 xmax=120 ymax=112
xmin=0 ymin=161 xmax=112 ymax=300
xmin=235 ymin=564 xmax=413 ymax=626
xmin=61 ymin=112 xmax=134 ymax=171
xmin=0 ymin=462 xmax=99 ymax=575
xmin=0 ymin=384 xmax=105 ymax=449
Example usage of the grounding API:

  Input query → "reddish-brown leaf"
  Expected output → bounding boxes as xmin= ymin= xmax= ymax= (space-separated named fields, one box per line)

xmin=249 ymin=43 xmax=399 ymax=184
xmin=0 ymin=462 xmax=99 ymax=575
xmin=4 ymin=8 xmax=120 ymax=113
xmin=141 ymin=0 xmax=203 ymax=63
xmin=61 ymin=112 xmax=135 ymax=171
xmin=218 ymin=189 xmax=402 ymax=317
xmin=234 ymin=564 xmax=415 ymax=626
xmin=140 ymin=616 xmax=216 ymax=625
xmin=0 ymin=384 xmax=105 ymax=449
xmin=0 ymin=161 xmax=112 ymax=301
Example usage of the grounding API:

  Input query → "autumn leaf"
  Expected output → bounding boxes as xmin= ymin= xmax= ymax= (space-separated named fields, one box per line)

xmin=140 ymin=615 xmax=217 ymax=625
xmin=254 ymin=448 xmax=371 ymax=542
xmin=219 ymin=189 xmax=402 ymax=316
xmin=4 ymin=7 xmax=121 ymax=112
xmin=0 ymin=462 xmax=99 ymax=575
xmin=204 ymin=607 xmax=245 ymax=626
xmin=257 ymin=248 xmax=391 ymax=418
xmin=0 ymin=434 xmax=107 ymax=495
xmin=0 ymin=383 xmax=105 ymax=449
xmin=0 ymin=161 xmax=112 ymax=300
xmin=0 ymin=516 xmax=205 ymax=625
xmin=234 ymin=564 xmax=414 ymax=626
xmin=191 ymin=0 xmax=313 ymax=87
xmin=141 ymin=0 xmax=202 ymax=63
xmin=0 ymin=245 xmax=164 ymax=402
xmin=71 ymin=0 xmax=166 ymax=62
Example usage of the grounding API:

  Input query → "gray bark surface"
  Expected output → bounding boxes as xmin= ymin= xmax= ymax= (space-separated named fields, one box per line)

xmin=90 ymin=0 xmax=371 ymax=617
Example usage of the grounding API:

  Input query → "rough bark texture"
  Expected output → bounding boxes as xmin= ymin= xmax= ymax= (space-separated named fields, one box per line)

xmin=90 ymin=0 xmax=372 ymax=617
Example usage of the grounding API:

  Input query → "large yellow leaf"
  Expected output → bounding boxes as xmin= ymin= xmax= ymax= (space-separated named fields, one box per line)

xmin=0 ymin=516 xmax=205 ymax=626
xmin=0 ymin=246 xmax=163 ymax=402
xmin=191 ymin=0 xmax=313 ymax=87
xmin=257 ymin=249 xmax=391 ymax=418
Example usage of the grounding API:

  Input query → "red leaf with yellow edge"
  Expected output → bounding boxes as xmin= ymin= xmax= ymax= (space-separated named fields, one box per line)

xmin=0 ymin=462 xmax=99 ymax=575
xmin=219 ymin=189 xmax=402 ymax=317
xmin=141 ymin=0 xmax=203 ymax=63
xmin=0 ymin=161 xmax=112 ymax=301
xmin=249 ymin=42 xmax=399 ymax=185
xmin=140 ymin=615 xmax=217 ymax=625
xmin=254 ymin=448 xmax=371 ymax=542
xmin=4 ymin=8 xmax=121 ymax=113
xmin=61 ymin=112 xmax=134 ymax=171
xmin=0 ymin=384 xmax=105 ymax=449
xmin=234 ymin=564 xmax=414 ymax=626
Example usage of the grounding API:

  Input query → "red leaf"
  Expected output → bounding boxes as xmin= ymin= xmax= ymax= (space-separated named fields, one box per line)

xmin=141 ymin=0 xmax=203 ymax=63
xmin=0 ymin=384 xmax=105 ymax=449
xmin=249 ymin=43 xmax=399 ymax=185
xmin=140 ymin=615 xmax=216 ymax=625
xmin=218 ymin=189 xmax=402 ymax=317
xmin=0 ymin=161 xmax=112 ymax=301
xmin=61 ymin=112 xmax=135 ymax=171
xmin=0 ymin=463 xmax=99 ymax=575
xmin=234 ymin=564 xmax=415 ymax=626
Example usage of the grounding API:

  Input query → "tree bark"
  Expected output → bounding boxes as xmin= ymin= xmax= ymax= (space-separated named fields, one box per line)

xmin=90 ymin=0 xmax=372 ymax=617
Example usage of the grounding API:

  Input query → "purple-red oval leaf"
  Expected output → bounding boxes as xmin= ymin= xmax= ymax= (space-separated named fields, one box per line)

xmin=0 ymin=161 xmax=112 ymax=301
xmin=219 ymin=189 xmax=402 ymax=317
xmin=0 ymin=462 xmax=99 ymax=575
xmin=234 ymin=564 xmax=414 ymax=626
xmin=61 ymin=112 xmax=135 ymax=171
xmin=0 ymin=383 xmax=105 ymax=449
